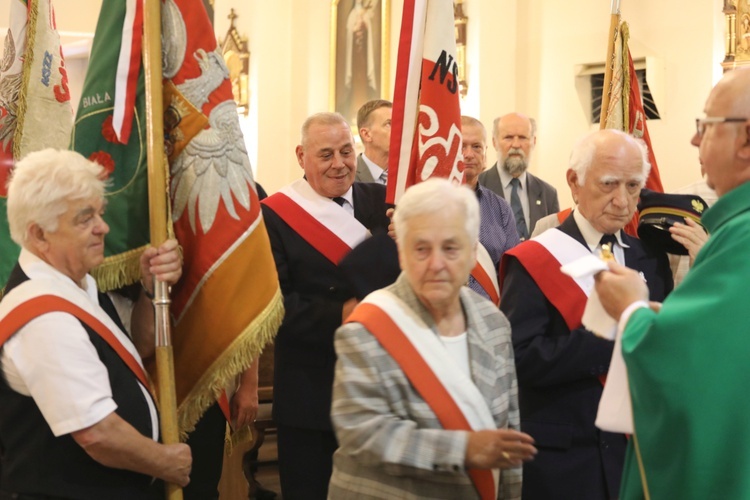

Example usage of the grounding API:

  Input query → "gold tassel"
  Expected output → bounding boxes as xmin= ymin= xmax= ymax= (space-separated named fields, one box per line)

xmin=177 ymin=288 xmax=285 ymax=443
xmin=90 ymin=245 xmax=148 ymax=292
xmin=13 ymin=0 xmax=38 ymax=160
xmin=621 ymin=21 xmax=631 ymax=132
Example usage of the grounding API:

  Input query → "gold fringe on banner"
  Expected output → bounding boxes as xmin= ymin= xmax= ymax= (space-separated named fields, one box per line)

xmin=90 ymin=245 xmax=148 ymax=292
xmin=177 ymin=287 xmax=284 ymax=446
xmin=12 ymin=0 xmax=37 ymax=161
xmin=621 ymin=21 xmax=631 ymax=132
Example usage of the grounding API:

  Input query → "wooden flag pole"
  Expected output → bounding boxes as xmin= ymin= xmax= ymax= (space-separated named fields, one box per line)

xmin=600 ymin=0 xmax=621 ymax=129
xmin=143 ymin=0 xmax=183 ymax=498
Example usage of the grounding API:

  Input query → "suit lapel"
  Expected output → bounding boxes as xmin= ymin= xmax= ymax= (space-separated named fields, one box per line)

xmin=356 ymin=155 xmax=375 ymax=183
xmin=353 ymin=183 xmax=379 ymax=230
xmin=621 ymin=232 xmax=644 ymax=269
xmin=484 ymin=164 xmax=506 ymax=199
xmin=352 ymin=183 xmax=366 ymax=226
xmin=526 ymin=173 xmax=545 ymax=230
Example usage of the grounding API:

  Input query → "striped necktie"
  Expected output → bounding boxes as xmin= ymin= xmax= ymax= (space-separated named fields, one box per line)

xmin=378 ymin=169 xmax=388 ymax=185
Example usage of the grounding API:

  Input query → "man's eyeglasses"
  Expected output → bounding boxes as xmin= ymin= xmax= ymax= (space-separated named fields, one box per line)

xmin=695 ymin=117 xmax=747 ymax=138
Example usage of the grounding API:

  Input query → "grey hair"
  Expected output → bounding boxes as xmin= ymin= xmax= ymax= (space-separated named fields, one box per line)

xmin=394 ymin=178 xmax=480 ymax=246
xmin=461 ymin=115 xmax=487 ymax=143
xmin=7 ymin=149 xmax=106 ymax=246
xmin=568 ymin=129 xmax=651 ymax=185
xmin=300 ymin=112 xmax=350 ymax=147
xmin=492 ymin=113 xmax=537 ymax=141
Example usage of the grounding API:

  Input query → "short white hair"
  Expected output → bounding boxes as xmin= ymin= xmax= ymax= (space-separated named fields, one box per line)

xmin=394 ymin=178 xmax=480 ymax=245
xmin=7 ymin=149 xmax=106 ymax=246
xmin=568 ymin=129 xmax=651 ymax=185
xmin=300 ymin=112 xmax=350 ymax=147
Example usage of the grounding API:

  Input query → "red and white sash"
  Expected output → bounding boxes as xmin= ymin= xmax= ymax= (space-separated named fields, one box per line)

xmin=262 ymin=179 xmax=370 ymax=264
xmin=502 ymin=230 xmax=612 ymax=386
xmin=0 ymin=279 xmax=151 ymax=393
xmin=347 ymin=289 xmax=499 ymax=500
xmin=501 ymin=229 xmax=593 ymax=331
xmin=470 ymin=243 xmax=499 ymax=305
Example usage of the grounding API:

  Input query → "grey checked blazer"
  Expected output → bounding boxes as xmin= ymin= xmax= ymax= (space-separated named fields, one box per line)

xmin=329 ymin=274 xmax=522 ymax=499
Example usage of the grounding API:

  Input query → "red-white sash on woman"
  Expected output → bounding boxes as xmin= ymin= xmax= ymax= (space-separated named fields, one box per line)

xmin=347 ymin=289 xmax=499 ymax=500
xmin=261 ymin=179 xmax=370 ymax=264
xmin=470 ymin=243 xmax=499 ymax=305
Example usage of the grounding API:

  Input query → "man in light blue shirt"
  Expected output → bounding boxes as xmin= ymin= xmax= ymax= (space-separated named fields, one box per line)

xmin=355 ymin=99 xmax=392 ymax=184
xmin=461 ymin=116 xmax=520 ymax=300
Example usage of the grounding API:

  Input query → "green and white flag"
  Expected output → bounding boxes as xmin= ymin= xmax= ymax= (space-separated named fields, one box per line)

xmin=71 ymin=0 xmax=150 ymax=291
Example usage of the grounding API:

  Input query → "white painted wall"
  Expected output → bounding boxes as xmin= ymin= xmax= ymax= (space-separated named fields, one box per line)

xmin=525 ymin=0 xmax=725 ymax=207
xmin=0 ymin=0 xmax=729 ymax=202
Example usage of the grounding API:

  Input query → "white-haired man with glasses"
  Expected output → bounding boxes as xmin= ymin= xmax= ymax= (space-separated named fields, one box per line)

xmin=596 ymin=67 xmax=750 ymax=499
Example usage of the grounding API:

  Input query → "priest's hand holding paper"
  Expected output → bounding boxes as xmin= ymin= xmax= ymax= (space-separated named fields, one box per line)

xmin=594 ymin=261 xmax=650 ymax=320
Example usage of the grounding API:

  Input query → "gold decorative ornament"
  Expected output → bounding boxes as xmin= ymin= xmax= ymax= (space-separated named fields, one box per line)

xmin=454 ymin=0 xmax=468 ymax=99
xmin=218 ymin=9 xmax=250 ymax=115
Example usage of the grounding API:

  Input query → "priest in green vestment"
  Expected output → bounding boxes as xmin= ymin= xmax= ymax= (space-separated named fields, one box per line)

xmin=595 ymin=66 xmax=750 ymax=500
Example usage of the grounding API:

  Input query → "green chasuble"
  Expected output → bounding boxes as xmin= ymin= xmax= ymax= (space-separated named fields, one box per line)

xmin=620 ymin=180 xmax=750 ymax=499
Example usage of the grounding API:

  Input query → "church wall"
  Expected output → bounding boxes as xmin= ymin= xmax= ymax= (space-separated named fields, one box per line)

xmin=0 ymin=0 xmax=730 ymax=203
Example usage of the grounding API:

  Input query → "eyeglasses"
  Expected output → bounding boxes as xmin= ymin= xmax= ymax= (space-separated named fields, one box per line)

xmin=695 ymin=117 xmax=747 ymax=138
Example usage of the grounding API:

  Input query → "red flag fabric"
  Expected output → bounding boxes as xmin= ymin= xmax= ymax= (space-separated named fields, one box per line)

xmin=626 ymin=51 xmax=663 ymax=193
xmin=601 ymin=21 xmax=663 ymax=235
xmin=160 ymin=0 xmax=283 ymax=437
xmin=387 ymin=0 xmax=463 ymax=204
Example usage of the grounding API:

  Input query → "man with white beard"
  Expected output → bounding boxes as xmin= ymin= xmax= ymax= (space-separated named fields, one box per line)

xmin=479 ymin=113 xmax=559 ymax=240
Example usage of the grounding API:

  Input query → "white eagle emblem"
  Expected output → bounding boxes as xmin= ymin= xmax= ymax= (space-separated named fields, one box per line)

xmin=163 ymin=0 xmax=255 ymax=234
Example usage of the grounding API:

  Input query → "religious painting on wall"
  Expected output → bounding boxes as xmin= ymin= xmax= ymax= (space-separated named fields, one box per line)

xmin=330 ymin=0 xmax=390 ymax=128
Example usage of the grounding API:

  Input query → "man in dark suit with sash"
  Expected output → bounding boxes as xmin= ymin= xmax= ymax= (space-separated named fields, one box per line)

xmin=499 ymin=130 xmax=673 ymax=500
xmin=261 ymin=112 xmax=389 ymax=499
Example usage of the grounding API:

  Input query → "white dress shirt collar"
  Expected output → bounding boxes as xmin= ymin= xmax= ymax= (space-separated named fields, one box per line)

xmin=362 ymin=153 xmax=385 ymax=182
xmin=573 ymin=209 xmax=630 ymax=252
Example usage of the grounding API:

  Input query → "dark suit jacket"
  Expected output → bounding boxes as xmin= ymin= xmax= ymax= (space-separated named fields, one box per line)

xmin=261 ymin=181 xmax=389 ymax=431
xmin=355 ymin=154 xmax=376 ymax=183
xmin=478 ymin=163 xmax=560 ymax=235
xmin=499 ymin=214 xmax=673 ymax=500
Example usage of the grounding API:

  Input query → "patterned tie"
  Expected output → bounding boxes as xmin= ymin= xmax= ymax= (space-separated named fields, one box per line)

xmin=599 ymin=234 xmax=617 ymax=262
xmin=510 ymin=178 xmax=528 ymax=240
xmin=378 ymin=169 xmax=388 ymax=185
